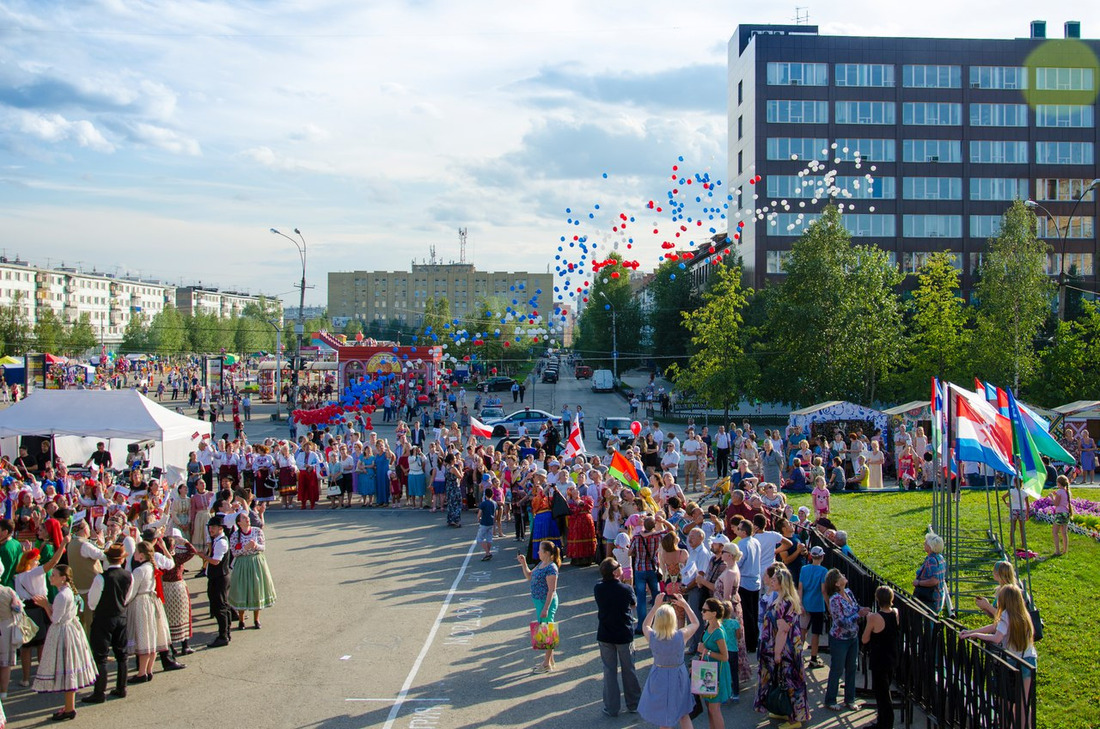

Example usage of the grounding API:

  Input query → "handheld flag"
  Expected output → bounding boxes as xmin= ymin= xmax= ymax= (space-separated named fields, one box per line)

xmin=1006 ymin=389 xmax=1045 ymax=498
xmin=561 ymin=418 xmax=585 ymax=459
xmin=469 ymin=416 xmax=494 ymax=439
xmin=608 ymin=451 xmax=640 ymax=491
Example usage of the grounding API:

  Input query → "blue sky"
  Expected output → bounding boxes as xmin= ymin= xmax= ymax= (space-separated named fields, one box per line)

xmin=1 ymin=1 xmax=1098 ymax=308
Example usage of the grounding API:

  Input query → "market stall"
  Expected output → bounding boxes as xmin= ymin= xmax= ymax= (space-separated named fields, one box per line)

xmin=787 ymin=400 xmax=888 ymax=441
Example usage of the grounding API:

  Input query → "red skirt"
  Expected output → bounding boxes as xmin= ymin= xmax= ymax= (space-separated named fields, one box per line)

xmin=278 ymin=466 xmax=297 ymax=496
xmin=218 ymin=465 xmax=239 ymax=485
xmin=298 ymin=470 xmax=319 ymax=503
xmin=255 ymin=468 xmax=275 ymax=501
xmin=566 ymin=514 xmax=597 ymax=559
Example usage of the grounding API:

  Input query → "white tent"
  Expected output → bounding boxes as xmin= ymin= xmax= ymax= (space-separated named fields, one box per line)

xmin=0 ymin=389 xmax=211 ymax=480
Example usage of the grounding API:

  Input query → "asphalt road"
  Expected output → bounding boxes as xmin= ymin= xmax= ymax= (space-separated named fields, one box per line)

xmin=5 ymin=370 xmax=880 ymax=728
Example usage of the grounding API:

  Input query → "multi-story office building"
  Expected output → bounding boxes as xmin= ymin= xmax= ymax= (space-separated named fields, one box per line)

xmin=328 ymin=263 xmax=554 ymax=328
xmin=0 ymin=258 xmax=275 ymax=346
xmin=729 ymin=21 xmax=1100 ymax=294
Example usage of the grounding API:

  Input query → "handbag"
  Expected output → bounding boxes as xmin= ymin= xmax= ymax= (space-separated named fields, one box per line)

xmin=690 ymin=658 xmax=719 ymax=697
xmin=913 ymin=584 xmax=936 ymax=608
xmin=529 ymin=621 xmax=559 ymax=650
xmin=765 ymin=675 xmax=793 ymax=717
xmin=17 ymin=611 xmax=38 ymax=646
xmin=550 ymin=490 xmax=570 ymax=519
xmin=325 ymin=479 xmax=341 ymax=498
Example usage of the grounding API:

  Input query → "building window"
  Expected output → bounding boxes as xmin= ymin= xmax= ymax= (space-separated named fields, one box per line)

xmin=1035 ymin=67 xmax=1095 ymax=91
xmin=903 ymin=215 xmax=962 ymax=238
xmin=1036 ymin=178 xmax=1098 ymax=202
xmin=834 ymin=176 xmax=896 ymax=199
xmin=832 ymin=138 xmax=896 ymax=162
xmin=1035 ymin=141 xmax=1094 ymax=165
xmin=903 ymin=177 xmax=963 ymax=200
xmin=903 ymin=139 xmax=962 ymax=163
xmin=737 ymin=150 xmax=743 ymax=175
xmin=737 ymin=116 xmax=743 ymax=140
xmin=737 ymin=80 xmax=743 ymax=105
xmin=835 ymin=101 xmax=896 ymax=125
xmin=903 ymin=102 xmax=962 ymax=126
xmin=970 ymin=140 xmax=1028 ymax=164
xmin=1047 ymin=253 xmax=1095 ymax=276
xmin=903 ymin=65 xmax=961 ymax=88
xmin=769 ymin=213 xmax=822 ymax=236
xmin=766 ymin=251 xmax=790 ymax=274
xmin=766 ymin=100 xmax=828 ymax=124
xmin=970 ymin=215 xmax=1004 ymax=238
xmin=902 ymin=252 xmax=961 ymax=273
xmin=1035 ymin=215 xmax=1094 ymax=239
xmin=834 ymin=63 xmax=895 ymax=87
xmin=1034 ymin=104 xmax=1094 ymax=128
xmin=969 ymin=103 xmax=1029 ymax=127
xmin=766 ymin=137 xmax=829 ymax=161
xmin=970 ymin=178 xmax=1028 ymax=201
xmin=842 ymin=214 xmax=896 ymax=237
xmin=970 ymin=66 xmax=1028 ymax=89
xmin=766 ymin=62 xmax=828 ymax=86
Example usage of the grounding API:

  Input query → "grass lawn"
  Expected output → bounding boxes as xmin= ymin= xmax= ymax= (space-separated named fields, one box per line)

xmin=784 ymin=487 xmax=1100 ymax=729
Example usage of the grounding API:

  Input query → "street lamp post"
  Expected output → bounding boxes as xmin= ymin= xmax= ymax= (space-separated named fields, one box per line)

xmin=266 ymin=319 xmax=282 ymax=420
xmin=270 ymin=227 xmax=307 ymax=406
xmin=1026 ymin=178 xmax=1100 ymax=322
xmin=598 ymin=292 xmax=618 ymax=380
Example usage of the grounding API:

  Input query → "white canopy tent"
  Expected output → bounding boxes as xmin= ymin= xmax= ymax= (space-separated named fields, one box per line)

xmin=0 ymin=390 xmax=211 ymax=481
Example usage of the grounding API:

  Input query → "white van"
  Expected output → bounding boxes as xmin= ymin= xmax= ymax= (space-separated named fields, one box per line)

xmin=591 ymin=369 xmax=615 ymax=393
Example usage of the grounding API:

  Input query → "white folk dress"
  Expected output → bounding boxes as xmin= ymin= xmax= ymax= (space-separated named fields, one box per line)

xmin=125 ymin=562 xmax=170 ymax=654
xmin=32 ymin=586 xmax=97 ymax=693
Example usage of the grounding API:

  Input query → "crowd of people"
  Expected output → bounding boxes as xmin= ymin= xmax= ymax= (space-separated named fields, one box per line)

xmin=0 ymin=441 xmax=278 ymax=723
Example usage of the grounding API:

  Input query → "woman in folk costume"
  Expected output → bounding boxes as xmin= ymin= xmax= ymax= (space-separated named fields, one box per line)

xmin=31 ymin=565 xmax=96 ymax=721
xmin=252 ymin=444 xmax=276 ymax=504
xmin=275 ymin=442 xmax=298 ymax=510
xmin=189 ymin=479 xmax=215 ymax=558
xmin=168 ymin=483 xmax=190 ymax=536
xmin=160 ymin=531 xmax=199 ymax=657
xmin=227 ymin=513 xmax=276 ymax=630
xmin=295 ymin=441 xmax=323 ymax=510
xmin=125 ymin=542 xmax=170 ymax=684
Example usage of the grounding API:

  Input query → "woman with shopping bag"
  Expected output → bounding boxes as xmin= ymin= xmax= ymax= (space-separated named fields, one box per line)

xmin=516 ymin=540 xmax=560 ymax=674
xmin=695 ymin=597 xmax=732 ymax=728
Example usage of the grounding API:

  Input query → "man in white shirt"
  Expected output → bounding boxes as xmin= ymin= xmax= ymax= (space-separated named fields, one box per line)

xmin=682 ymin=528 xmax=711 ymax=654
xmin=652 ymin=423 xmax=665 ymax=448
xmin=681 ymin=430 xmax=704 ymax=491
xmin=575 ymin=405 xmax=586 ymax=439
xmin=660 ymin=442 xmax=681 ymax=477
xmin=751 ymin=513 xmax=786 ymax=575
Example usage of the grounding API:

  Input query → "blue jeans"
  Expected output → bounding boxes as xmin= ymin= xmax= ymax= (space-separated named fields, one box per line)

xmin=633 ymin=570 xmax=660 ymax=626
xmin=825 ymin=636 xmax=858 ymax=705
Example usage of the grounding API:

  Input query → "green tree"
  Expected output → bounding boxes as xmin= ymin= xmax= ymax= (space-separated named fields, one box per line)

xmin=1031 ymin=301 xmax=1100 ymax=406
xmin=669 ymin=262 xmax=754 ymax=417
xmin=574 ymin=253 xmax=642 ymax=375
xmin=148 ymin=306 xmax=186 ymax=355
xmin=234 ymin=315 xmax=269 ymax=354
xmin=973 ymin=200 xmax=1054 ymax=392
xmin=647 ymin=259 xmax=700 ymax=369
xmin=762 ymin=205 xmax=903 ymax=405
xmin=898 ymin=252 xmax=970 ymax=398
xmin=342 ymin=318 xmax=364 ymax=338
xmin=119 ymin=312 xmax=149 ymax=354
xmin=0 ymin=293 xmax=33 ymax=355
xmin=62 ymin=313 xmax=99 ymax=356
xmin=33 ymin=307 xmax=66 ymax=353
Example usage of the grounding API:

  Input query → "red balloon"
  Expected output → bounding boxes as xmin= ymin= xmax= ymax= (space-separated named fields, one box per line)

xmin=630 ymin=420 xmax=642 ymax=436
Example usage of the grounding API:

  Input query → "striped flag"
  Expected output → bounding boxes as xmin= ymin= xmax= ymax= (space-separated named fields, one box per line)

xmin=469 ymin=416 xmax=493 ymax=439
xmin=950 ymin=384 xmax=1016 ymax=476
xmin=1006 ymin=388 xmax=1045 ymax=499
xmin=608 ymin=450 xmax=640 ymax=491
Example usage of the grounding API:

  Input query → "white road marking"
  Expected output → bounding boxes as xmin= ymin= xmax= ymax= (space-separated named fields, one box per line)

xmin=340 ymin=655 xmax=351 ymax=660
xmin=381 ymin=538 xmax=479 ymax=729
xmin=345 ymin=698 xmax=449 ymax=702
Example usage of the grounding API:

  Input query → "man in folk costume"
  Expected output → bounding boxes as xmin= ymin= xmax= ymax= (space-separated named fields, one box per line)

xmin=200 ymin=517 xmax=233 ymax=648
xmin=67 ymin=519 xmax=105 ymax=634
xmin=83 ymin=544 xmax=132 ymax=703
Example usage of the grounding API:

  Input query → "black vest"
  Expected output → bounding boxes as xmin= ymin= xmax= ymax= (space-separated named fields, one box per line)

xmin=93 ymin=567 xmax=133 ymax=623
xmin=209 ymin=536 xmax=231 ymax=583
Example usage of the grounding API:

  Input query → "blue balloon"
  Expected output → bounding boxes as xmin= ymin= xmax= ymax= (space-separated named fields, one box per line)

xmin=602 ymin=172 xmax=608 ymax=178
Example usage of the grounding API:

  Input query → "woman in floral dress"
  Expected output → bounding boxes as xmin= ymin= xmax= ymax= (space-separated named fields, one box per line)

xmin=755 ymin=565 xmax=810 ymax=728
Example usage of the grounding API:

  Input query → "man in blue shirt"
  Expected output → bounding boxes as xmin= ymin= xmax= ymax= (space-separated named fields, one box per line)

xmin=736 ymin=519 xmax=761 ymax=653
xmin=798 ymin=545 xmax=828 ymax=667
xmin=477 ymin=489 xmax=496 ymax=561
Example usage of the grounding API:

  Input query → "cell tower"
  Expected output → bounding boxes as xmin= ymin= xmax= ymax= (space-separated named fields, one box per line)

xmin=794 ymin=6 xmax=810 ymax=24
xmin=458 ymin=227 xmax=468 ymax=264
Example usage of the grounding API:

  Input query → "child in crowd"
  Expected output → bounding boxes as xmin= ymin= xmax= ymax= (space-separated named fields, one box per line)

xmin=491 ymin=476 xmax=506 ymax=539
xmin=811 ymin=476 xmax=831 ymax=521
xmin=720 ymin=599 xmax=741 ymax=703
xmin=477 ymin=488 xmax=496 ymax=561
xmin=1002 ymin=481 xmax=1029 ymax=552
xmin=612 ymin=533 xmax=632 ymax=584
xmin=1051 ymin=475 xmax=1073 ymax=557
xmin=798 ymin=545 xmax=828 ymax=667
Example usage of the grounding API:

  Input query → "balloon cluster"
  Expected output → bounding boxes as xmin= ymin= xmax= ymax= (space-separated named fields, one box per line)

xmin=549 ymin=148 xmax=878 ymax=335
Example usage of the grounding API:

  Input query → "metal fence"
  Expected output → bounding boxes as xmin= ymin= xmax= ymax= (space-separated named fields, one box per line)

xmin=807 ymin=531 xmax=1037 ymax=729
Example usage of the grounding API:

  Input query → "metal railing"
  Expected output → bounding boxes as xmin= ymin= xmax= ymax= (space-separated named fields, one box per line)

xmin=807 ymin=531 xmax=1037 ymax=729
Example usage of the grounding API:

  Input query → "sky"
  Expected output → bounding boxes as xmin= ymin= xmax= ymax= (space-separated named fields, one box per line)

xmin=2 ymin=1 xmax=1099 ymax=310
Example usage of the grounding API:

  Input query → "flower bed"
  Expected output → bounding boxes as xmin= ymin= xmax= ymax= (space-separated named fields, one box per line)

xmin=1030 ymin=495 xmax=1100 ymax=542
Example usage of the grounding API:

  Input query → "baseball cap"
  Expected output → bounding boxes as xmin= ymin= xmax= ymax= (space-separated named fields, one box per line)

xmin=711 ymin=534 xmax=730 ymax=545
xmin=810 ymin=546 xmax=825 ymax=557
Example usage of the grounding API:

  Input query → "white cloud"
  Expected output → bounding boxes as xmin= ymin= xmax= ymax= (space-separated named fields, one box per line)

xmin=10 ymin=110 xmax=114 ymax=152
xmin=238 ymin=146 xmax=331 ymax=173
xmin=126 ymin=122 xmax=201 ymax=156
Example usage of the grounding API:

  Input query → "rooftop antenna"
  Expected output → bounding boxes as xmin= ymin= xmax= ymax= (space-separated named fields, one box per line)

xmin=794 ymin=6 xmax=809 ymax=24
xmin=429 ymin=244 xmax=437 ymax=266
xmin=458 ymin=227 xmax=468 ymax=264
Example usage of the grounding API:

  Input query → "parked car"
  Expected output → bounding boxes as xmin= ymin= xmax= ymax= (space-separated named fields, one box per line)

xmin=574 ymin=365 xmax=593 ymax=379
xmin=481 ymin=376 xmax=517 ymax=392
xmin=541 ymin=369 xmax=558 ymax=383
xmin=591 ymin=369 xmax=615 ymax=393
xmin=597 ymin=416 xmax=634 ymax=446
xmin=485 ymin=409 xmax=562 ymax=439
